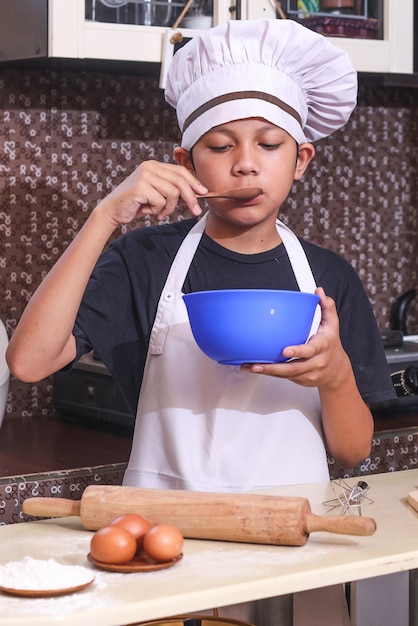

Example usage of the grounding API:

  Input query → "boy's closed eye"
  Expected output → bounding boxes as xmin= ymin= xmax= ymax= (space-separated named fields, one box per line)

xmin=208 ymin=144 xmax=233 ymax=152
xmin=259 ymin=143 xmax=280 ymax=150
xmin=207 ymin=142 xmax=281 ymax=152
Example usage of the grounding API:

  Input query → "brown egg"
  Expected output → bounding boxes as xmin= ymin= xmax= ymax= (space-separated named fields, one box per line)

xmin=109 ymin=513 xmax=152 ymax=551
xmin=143 ymin=524 xmax=184 ymax=563
xmin=90 ymin=525 xmax=137 ymax=564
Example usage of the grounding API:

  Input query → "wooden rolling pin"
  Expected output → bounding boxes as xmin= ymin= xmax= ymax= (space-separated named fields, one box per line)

xmin=23 ymin=485 xmax=376 ymax=547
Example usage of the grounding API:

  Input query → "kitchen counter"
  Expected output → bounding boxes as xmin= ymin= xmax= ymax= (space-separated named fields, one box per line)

xmin=1 ymin=408 xmax=418 ymax=486
xmin=0 ymin=415 xmax=132 ymax=477
xmin=0 ymin=416 xmax=133 ymax=523
xmin=1 ymin=407 xmax=416 ymax=477
xmin=1 ymin=469 xmax=418 ymax=625
xmin=372 ymin=404 xmax=418 ymax=432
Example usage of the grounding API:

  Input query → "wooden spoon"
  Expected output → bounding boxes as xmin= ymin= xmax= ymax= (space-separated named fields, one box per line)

xmin=196 ymin=187 xmax=263 ymax=201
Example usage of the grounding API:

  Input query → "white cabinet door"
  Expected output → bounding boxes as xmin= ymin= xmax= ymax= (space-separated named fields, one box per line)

xmin=47 ymin=0 xmax=414 ymax=73
xmin=325 ymin=0 xmax=413 ymax=73
xmin=49 ymin=0 xmax=235 ymax=62
xmin=245 ymin=0 xmax=413 ymax=74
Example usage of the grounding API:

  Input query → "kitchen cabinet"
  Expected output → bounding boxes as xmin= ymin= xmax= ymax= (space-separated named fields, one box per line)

xmin=0 ymin=0 xmax=273 ymax=65
xmin=316 ymin=0 xmax=414 ymax=74
xmin=0 ymin=0 xmax=413 ymax=74
xmin=57 ymin=0 xmax=276 ymax=62
xmin=255 ymin=0 xmax=413 ymax=74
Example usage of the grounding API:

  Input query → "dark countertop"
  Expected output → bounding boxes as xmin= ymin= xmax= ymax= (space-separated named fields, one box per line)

xmin=371 ymin=405 xmax=418 ymax=433
xmin=0 ymin=414 xmax=132 ymax=477
xmin=1 ymin=407 xmax=418 ymax=479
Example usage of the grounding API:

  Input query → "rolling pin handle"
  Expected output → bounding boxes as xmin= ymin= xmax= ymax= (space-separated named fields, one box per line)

xmin=306 ymin=513 xmax=376 ymax=536
xmin=22 ymin=497 xmax=81 ymax=519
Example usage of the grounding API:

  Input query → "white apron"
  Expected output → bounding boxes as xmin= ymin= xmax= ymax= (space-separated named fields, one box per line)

xmin=123 ymin=214 xmax=329 ymax=491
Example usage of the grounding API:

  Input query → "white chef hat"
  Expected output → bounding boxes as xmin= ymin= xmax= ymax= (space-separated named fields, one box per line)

xmin=165 ymin=18 xmax=358 ymax=150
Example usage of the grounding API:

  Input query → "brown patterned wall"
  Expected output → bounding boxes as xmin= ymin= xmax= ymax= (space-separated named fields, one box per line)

xmin=1 ymin=66 xmax=418 ymax=421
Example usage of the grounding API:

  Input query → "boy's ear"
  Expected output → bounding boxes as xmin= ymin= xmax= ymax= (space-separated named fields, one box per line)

xmin=173 ymin=146 xmax=194 ymax=171
xmin=294 ymin=143 xmax=315 ymax=181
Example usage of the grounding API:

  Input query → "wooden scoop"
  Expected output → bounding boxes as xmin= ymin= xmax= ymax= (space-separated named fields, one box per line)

xmin=23 ymin=485 xmax=376 ymax=547
xmin=196 ymin=187 xmax=263 ymax=201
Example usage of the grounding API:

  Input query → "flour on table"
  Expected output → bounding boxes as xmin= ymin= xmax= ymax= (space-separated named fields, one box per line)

xmin=0 ymin=556 xmax=94 ymax=590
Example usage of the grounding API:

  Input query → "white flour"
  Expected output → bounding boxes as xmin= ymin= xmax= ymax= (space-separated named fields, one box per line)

xmin=0 ymin=556 xmax=94 ymax=590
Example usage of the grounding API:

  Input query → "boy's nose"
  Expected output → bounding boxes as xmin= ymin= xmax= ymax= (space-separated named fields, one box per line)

xmin=231 ymin=149 xmax=260 ymax=175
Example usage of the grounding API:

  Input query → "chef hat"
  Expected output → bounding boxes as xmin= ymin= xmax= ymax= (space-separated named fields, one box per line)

xmin=165 ymin=18 xmax=357 ymax=150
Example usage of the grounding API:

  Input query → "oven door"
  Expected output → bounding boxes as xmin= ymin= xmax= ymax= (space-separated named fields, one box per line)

xmin=53 ymin=352 xmax=134 ymax=429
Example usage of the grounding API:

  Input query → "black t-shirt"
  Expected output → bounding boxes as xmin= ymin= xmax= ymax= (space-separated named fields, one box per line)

xmin=74 ymin=218 xmax=395 ymax=416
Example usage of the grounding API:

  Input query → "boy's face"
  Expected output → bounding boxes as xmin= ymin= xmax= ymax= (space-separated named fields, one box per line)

xmin=174 ymin=117 xmax=314 ymax=232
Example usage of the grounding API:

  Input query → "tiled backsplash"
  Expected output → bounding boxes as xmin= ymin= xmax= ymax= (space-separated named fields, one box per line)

xmin=330 ymin=428 xmax=418 ymax=479
xmin=0 ymin=463 xmax=126 ymax=525
xmin=1 ymin=66 xmax=418 ymax=420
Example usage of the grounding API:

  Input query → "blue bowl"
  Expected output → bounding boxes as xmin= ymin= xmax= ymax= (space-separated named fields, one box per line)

xmin=183 ymin=289 xmax=320 ymax=365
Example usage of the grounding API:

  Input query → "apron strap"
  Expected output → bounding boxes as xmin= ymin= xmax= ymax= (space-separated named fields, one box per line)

xmin=276 ymin=219 xmax=321 ymax=336
xmin=150 ymin=214 xmax=320 ymax=354
xmin=149 ymin=215 xmax=208 ymax=354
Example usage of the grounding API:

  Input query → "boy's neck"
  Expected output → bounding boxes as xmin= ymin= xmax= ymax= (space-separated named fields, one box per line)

xmin=204 ymin=218 xmax=282 ymax=254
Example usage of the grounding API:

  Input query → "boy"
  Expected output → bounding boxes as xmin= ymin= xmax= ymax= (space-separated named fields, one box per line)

xmin=7 ymin=18 xmax=395 ymax=624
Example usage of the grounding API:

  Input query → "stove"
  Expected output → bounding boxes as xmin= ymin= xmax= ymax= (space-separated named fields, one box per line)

xmin=53 ymin=351 xmax=134 ymax=429
xmin=384 ymin=336 xmax=418 ymax=392
xmin=374 ymin=334 xmax=418 ymax=411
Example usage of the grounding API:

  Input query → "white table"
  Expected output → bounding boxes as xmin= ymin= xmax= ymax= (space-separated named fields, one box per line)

xmin=1 ymin=469 xmax=418 ymax=626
